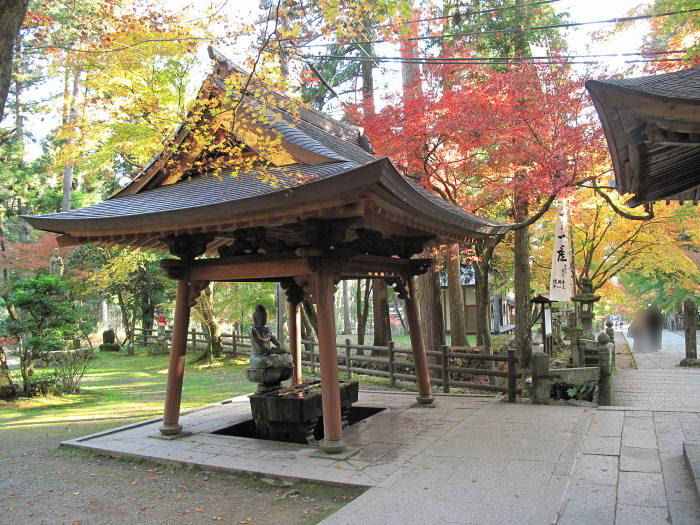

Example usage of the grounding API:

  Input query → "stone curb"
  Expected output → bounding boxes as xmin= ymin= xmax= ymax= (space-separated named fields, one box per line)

xmin=683 ymin=442 xmax=700 ymax=499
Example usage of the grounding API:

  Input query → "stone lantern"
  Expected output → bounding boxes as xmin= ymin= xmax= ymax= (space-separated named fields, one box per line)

xmin=572 ymin=277 xmax=600 ymax=339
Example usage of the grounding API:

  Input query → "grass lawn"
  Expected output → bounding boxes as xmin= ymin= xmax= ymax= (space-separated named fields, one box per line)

xmin=0 ymin=347 xmax=258 ymax=429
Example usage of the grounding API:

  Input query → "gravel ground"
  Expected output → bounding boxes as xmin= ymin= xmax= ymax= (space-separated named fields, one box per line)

xmin=0 ymin=419 xmax=362 ymax=525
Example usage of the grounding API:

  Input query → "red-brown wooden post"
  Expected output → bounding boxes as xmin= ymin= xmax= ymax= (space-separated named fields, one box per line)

xmin=404 ymin=276 xmax=434 ymax=405
xmin=313 ymin=270 xmax=345 ymax=453
xmin=288 ymin=299 xmax=302 ymax=385
xmin=160 ymin=276 xmax=192 ymax=435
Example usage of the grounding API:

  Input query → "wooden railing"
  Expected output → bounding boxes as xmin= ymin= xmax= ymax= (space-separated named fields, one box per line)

xmin=133 ymin=328 xmax=521 ymax=401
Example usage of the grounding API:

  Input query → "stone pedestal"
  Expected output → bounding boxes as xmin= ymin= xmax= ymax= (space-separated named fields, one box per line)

xmin=248 ymin=380 xmax=359 ymax=444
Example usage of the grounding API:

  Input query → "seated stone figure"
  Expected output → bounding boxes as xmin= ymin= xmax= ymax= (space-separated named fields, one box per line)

xmin=246 ymin=305 xmax=292 ymax=392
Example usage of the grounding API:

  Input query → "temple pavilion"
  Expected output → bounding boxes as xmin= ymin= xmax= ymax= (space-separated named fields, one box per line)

xmin=25 ymin=48 xmax=511 ymax=453
xmin=586 ymin=66 xmax=700 ymax=207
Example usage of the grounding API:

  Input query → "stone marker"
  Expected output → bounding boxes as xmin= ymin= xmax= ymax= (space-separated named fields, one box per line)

xmin=99 ymin=329 xmax=120 ymax=352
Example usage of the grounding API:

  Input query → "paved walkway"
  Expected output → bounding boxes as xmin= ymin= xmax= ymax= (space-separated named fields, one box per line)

xmin=614 ymin=330 xmax=700 ymax=410
xmin=60 ymin=387 xmax=700 ymax=524
xmin=626 ymin=329 xmax=688 ymax=369
xmin=558 ymin=408 xmax=700 ymax=525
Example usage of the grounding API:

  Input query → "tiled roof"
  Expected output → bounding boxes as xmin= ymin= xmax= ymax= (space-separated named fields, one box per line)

xmin=589 ymin=67 xmax=700 ymax=102
xmin=32 ymin=162 xmax=359 ymax=221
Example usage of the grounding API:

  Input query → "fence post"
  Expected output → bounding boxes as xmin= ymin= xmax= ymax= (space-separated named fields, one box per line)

xmin=684 ymin=297 xmax=697 ymax=361
xmin=441 ymin=345 xmax=449 ymax=393
xmin=345 ymin=338 xmax=352 ymax=379
xmin=310 ymin=341 xmax=316 ymax=374
xmin=605 ymin=320 xmax=616 ymax=368
xmin=190 ymin=327 xmax=197 ymax=352
xmin=507 ymin=350 xmax=517 ymax=403
xmin=388 ymin=341 xmax=395 ymax=388
xmin=597 ymin=333 xmax=613 ymax=406
xmin=531 ymin=352 xmax=549 ymax=405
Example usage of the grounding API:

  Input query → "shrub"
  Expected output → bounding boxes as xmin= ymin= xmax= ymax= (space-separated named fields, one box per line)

xmin=53 ymin=351 xmax=92 ymax=394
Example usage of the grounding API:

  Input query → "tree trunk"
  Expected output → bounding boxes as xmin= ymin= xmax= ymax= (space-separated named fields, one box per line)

xmin=391 ymin=295 xmax=406 ymax=333
xmin=416 ymin=261 xmax=445 ymax=376
xmin=356 ymin=279 xmax=371 ymax=348
xmin=302 ymin=296 xmax=318 ymax=336
xmin=514 ymin=203 xmax=532 ymax=368
xmin=194 ymin=284 xmax=223 ymax=359
xmin=0 ymin=0 xmax=28 ymax=125
xmin=474 ymin=244 xmax=494 ymax=355
xmin=342 ymin=280 xmax=351 ymax=335
xmin=62 ymin=67 xmax=81 ymax=212
xmin=360 ymin=42 xmax=375 ymax=117
xmin=141 ymin=290 xmax=155 ymax=344
xmin=372 ymin=279 xmax=391 ymax=349
xmin=446 ymin=244 xmax=467 ymax=346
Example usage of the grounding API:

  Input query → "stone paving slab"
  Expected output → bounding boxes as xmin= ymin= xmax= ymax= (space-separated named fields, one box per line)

xmin=321 ymin=402 xmax=589 ymax=525
xmin=555 ymin=409 xmax=700 ymax=525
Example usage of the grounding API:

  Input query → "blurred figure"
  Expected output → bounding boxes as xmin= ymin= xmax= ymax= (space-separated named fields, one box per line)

xmin=628 ymin=311 xmax=650 ymax=352
xmin=646 ymin=305 xmax=664 ymax=351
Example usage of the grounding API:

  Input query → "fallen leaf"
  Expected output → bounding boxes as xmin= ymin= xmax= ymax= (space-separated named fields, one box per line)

xmin=149 ymin=476 xmax=158 ymax=481
xmin=196 ymin=508 xmax=204 ymax=513
xmin=131 ymin=480 xmax=139 ymax=485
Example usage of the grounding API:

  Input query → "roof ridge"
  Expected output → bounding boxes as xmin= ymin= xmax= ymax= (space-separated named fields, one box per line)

xmin=207 ymin=46 xmax=363 ymax=144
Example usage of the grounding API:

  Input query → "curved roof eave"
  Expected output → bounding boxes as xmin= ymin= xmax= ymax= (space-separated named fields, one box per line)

xmin=24 ymin=158 xmax=512 ymax=241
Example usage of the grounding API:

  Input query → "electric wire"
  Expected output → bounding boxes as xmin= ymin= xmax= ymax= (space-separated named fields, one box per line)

xmin=290 ymin=8 xmax=700 ymax=49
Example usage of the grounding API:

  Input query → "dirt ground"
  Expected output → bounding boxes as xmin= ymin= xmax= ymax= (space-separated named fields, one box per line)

xmin=0 ymin=419 xmax=363 ymax=525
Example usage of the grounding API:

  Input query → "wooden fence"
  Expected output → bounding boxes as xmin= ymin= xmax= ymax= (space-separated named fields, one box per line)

xmin=134 ymin=328 xmax=521 ymax=401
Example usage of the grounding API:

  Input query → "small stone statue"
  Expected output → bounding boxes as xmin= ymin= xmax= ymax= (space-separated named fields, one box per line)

xmin=246 ymin=305 xmax=292 ymax=392
xmin=48 ymin=248 xmax=64 ymax=277
xmin=99 ymin=328 xmax=120 ymax=352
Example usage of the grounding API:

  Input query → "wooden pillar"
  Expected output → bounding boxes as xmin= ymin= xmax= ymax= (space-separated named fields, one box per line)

xmin=160 ymin=276 xmax=191 ymax=435
xmin=313 ymin=270 xmax=345 ymax=453
xmin=288 ymin=299 xmax=302 ymax=385
xmin=404 ymin=276 xmax=434 ymax=404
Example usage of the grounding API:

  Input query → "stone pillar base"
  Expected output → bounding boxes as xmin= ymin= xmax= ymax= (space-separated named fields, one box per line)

xmin=321 ymin=438 xmax=346 ymax=454
xmin=159 ymin=423 xmax=183 ymax=436
xmin=416 ymin=394 xmax=435 ymax=405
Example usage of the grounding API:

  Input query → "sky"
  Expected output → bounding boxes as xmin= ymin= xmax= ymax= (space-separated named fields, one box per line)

xmin=23 ymin=0 xmax=655 ymax=159
xmin=208 ymin=0 xmax=655 ymax=119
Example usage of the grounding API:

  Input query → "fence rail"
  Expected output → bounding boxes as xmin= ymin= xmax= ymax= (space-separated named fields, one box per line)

xmin=133 ymin=328 xmax=521 ymax=401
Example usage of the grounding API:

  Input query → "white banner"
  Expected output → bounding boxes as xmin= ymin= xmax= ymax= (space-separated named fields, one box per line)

xmin=549 ymin=204 xmax=573 ymax=302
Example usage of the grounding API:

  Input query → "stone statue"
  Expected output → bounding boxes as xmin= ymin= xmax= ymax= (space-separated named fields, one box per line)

xmin=99 ymin=329 xmax=120 ymax=352
xmin=246 ymin=305 xmax=292 ymax=392
xmin=48 ymin=248 xmax=64 ymax=277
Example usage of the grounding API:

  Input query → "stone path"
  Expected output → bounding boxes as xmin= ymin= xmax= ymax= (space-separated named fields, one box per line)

xmin=614 ymin=330 xmax=700 ymax=410
xmin=61 ymin=388 xmax=700 ymax=524
xmin=322 ymin=401 xmax=589 ymax=525
xmin=558 ymin=409 xmax=700 ymax=524
xmin=625 ymin=329 xmax=686 ymax=369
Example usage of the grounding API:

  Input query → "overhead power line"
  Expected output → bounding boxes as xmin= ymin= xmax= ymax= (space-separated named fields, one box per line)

xmin=292 ymin=8 xmax=700 ymax=49
xmin=362 ymin=0 xmax=564 ymax=31
xmin=303 ymin=49 xmax=690 ymax=64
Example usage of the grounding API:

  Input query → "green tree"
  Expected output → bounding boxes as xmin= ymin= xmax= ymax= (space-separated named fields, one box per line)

xmin=1 ymin=274 xmax=78 ymax=396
